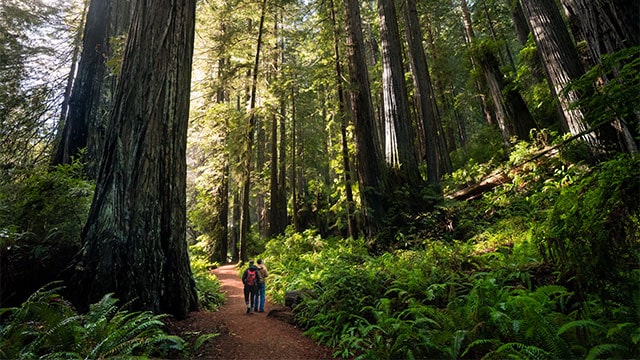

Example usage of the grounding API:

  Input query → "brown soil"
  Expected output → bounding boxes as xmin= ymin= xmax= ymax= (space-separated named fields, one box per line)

xmin=167 ymin=264 xmax=334 ymax=360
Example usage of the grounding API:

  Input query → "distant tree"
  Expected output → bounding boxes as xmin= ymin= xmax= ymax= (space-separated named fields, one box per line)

xmin=0 ymin=0 xmax=63 ymax=174
xmin=460 ymin=0 xmax=536 ymax=145
xmin=239 ymin=0 xmax=268 ymax=261
xmin=72 ymin=0 xmax=198 ymax=319
xmin=328 ymin=0 xmax=357 ymax=238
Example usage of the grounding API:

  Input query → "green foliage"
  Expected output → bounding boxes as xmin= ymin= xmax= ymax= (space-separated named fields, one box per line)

xmin=0 ymin=161 xmax=94 ymax=305
xmin=261 ymin=148 xmax=639 ymax=359
xmin=189 ymin=244 xmax=226 ymax=311
xmin=0 ymin=160 xmax=93 ymax=248
xmin=0 ymin=283 xmax=186 ymax=359
xmin=568 ymin=47 xmax=640 ymax=129
xmin=449 ymin=125 xmax=506 ymax=173
xmin=533 ymin=154 xmax=640 ymax=302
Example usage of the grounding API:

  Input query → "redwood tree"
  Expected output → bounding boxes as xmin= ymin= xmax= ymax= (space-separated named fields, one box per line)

xmin=73 ymin=0 xmax=198 ymax=319
xmin=53 ymin=0 xmax=131 ymax=177
xmin=520 ymin=0 xmax=598 ymax=148
xmin=343 ymin=0 xmax=388 ymax=238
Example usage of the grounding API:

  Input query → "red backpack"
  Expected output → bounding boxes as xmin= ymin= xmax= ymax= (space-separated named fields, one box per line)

xmin=246 ymin=269 xmax=257 ymax=286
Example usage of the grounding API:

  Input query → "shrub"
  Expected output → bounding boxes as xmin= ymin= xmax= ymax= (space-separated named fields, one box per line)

xmin=0 ymin=283 xmax=186 ymax=359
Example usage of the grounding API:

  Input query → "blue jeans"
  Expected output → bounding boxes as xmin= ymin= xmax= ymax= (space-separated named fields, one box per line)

xmin=257 ymin=282 xmax=266 ymax=312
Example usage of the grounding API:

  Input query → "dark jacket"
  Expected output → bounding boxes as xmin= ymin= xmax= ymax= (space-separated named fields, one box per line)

xmin=242 ymin=264 xmax=261 ymax=287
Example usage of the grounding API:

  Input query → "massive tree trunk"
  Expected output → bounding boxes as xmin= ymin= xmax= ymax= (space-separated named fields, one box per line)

xmin=343 ymin=0 xmax=388 ymax=238
xmin=560 ymin=0 xmax=639 ymax=153
xmin=53 ymin=0 xmax=132 ymax=177
xmin=73 ymin=0 xmax=198 ymax=319
xmin=520 ymin=0 xmax=599 ymax=148
xmin=561 ymin=0 xmax=639 ymax=66
xmin=377 ymin=0 xmax=423 ymax=188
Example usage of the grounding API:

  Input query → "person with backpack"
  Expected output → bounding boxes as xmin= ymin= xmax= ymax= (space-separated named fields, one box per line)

xmin=255 ymin=259 xmax=269 ymax=313
xmin=242 ymin=260 xmax=261 ymax=313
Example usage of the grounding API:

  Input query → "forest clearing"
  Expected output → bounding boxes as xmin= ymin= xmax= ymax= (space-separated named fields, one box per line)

xmin=1 ymin=0 xmax=639 ymax=359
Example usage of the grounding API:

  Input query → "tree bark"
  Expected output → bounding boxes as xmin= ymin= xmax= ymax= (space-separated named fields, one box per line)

xmin=520 ymin=0 xmax=599 ymax=148
xmin=461 ymin=0 xmax=536 ymax=145
xmin=561 ymin=0 xmax=639 ymax=66
xmin=329 ymin=0 xmax=357 ymax=238
xmin=240 ymin=0 xmax=267 ymax=261
xmin=402 ymin=0 xmax=444 ymax=188
xmin=53 ymin=0 xmax=111 ymax=170
xmin=560 ymin=0 xmax=639 ymax=153
xmin=343 ymin=0 xmax=389 ymax=238
xmin=377 ymin=0 xmax=422 ymax=188
xmin=53 ymin=0 xmax=132 ymax=177
xmin=73 ymin=0 xmax=198 ymax=319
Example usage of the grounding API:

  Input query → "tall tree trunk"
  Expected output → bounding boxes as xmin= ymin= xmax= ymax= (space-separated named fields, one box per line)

xmin=268 ymin=14 xmax=280 ymax=238
xmin=53 ymin=0 xmax=131 ymax=177
xmin=377 ymin=0 xmax=423 ymax=188
xmin=343 ymin=0 xmax=389 ymax=238
xmin=560 ymin=0 xmax=639 ymax=153
xmin=291 ymin=85 xmax=299 ymax=231
xmin=53 ymin=0 xmax=111 ymax=170
xmin=520 ymin=0 xmax=599 ymax=148
xmin=461 ymin=0 xmax=536 ymax=145
xmin=231 ymin=188 xmax=240 ymax=262
xmin=329 ymin=0 xmax=357 ymax=238
xmin=55 ymin=0 xmax=89 ymax=153
xmin=277 ymin=96 xmax=288 ymax=232
xmin=402 ymin=0 xmax=444 ymax=188
xmin=240 ymin=0 xmax=267 ymax=261
xmin=457 ymin=0 xmax=495 ymax=127
xmin=73 ymin=0 xmax=198 ymax=319
xmin=214 ymin=57 xmax=229 ymax=264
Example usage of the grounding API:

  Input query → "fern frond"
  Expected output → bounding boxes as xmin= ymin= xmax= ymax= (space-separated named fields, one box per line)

xmin=495 ymin=342 xmax=552 ymax=360
xmin=585 ymin=343 xmax=628 ymax=360
xmin=557 ymin=319 xmax=604 ymax=336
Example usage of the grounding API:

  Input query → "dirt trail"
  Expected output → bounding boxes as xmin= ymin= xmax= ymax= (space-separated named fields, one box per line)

xmin=169 ymin=264 xmax=334 ymax=360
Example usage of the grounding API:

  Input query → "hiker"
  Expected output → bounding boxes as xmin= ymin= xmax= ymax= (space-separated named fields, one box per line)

xmin=255 ymin=259 xmax=269 ymax=313
xmin=242 ymin=260 xmax=261 ymax=313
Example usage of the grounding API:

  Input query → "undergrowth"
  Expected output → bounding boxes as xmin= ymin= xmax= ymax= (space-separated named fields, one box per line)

xmin=0 ymin=282 xmax=186 ymax=359
xmin=258 ymin=151 xmax=640 ymax=359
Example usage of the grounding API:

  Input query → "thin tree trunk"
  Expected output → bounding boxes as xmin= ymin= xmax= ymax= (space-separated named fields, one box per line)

xmin=461 ymin=0 xmax=536 ymax=145
xmin=457 ymin=0 xmax=495 ymax=127
xmin=54 ymin=0 xmax=89 ymax=153
xmin=240 ymin=0 xmax=267 ymax=261
xmin=73 ymin=0 xmax=198 ymax=319
xmin=291 ymin=85 xmax=299 ymax=231
xmin=330 ymin=0 xmax=356 ymax=238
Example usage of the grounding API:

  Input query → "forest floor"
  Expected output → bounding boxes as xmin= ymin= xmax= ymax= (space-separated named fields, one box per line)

xmin=167 ymin=264 xmax=335 ymax=360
